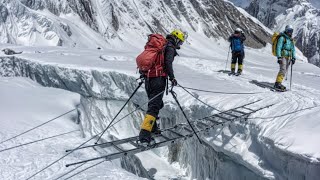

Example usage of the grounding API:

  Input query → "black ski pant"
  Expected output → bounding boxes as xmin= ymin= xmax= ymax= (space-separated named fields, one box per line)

xmin=231 ymin=51 xmax=244 ymax=66
xmin=145 ymin=76 xmax=166 ymax=118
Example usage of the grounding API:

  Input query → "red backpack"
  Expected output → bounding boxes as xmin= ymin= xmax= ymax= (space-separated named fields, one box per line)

xmin=136 ymin=34 xmax=167 ymax=77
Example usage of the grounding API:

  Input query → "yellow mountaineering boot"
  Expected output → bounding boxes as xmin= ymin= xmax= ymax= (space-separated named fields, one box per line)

xmin=274 ymin=73 xmax=286 ymax=91
xmin=237 ymin=64 xmax=243 ymax=75
xmin=230 ymin=63 xmax=236 ymax=75
xmin=139 ymin=114 xmax=156 ymax=143
xmin=276 ymin=73 xmax=284 ymax=83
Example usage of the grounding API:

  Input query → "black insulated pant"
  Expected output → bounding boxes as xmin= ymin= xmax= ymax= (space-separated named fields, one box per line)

xmin=145 ymin=76 xmax=166 ymax=117
xmin=231 ymin=52 xmax=244 ymax=65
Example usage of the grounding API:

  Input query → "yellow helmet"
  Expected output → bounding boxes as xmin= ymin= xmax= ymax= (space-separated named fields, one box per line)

xmin=171 ymin=29 xmax=185 ymax=42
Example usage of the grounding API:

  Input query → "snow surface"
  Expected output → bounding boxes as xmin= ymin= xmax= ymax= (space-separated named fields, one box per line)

xmin=1 ymin=35 xmax=319 ymax=179
xmin=0 ymin=77 xmax=144 ymax=180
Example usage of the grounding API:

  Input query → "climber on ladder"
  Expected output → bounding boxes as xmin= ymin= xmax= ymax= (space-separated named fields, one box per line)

xmin=136 ymin=30 xmax=186 ymax=144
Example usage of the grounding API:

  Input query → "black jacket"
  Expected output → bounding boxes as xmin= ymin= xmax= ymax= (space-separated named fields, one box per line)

xmin=164 ymin=35 xmax=178 ymax=80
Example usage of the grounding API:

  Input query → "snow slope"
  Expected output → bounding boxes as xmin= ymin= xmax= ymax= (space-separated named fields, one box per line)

xmin=241 ymin=0 xmax=320 ymax=67
xmin=0 ymin=0 xmax=271 ymax=50
xmin=0 ymin=38 xmax=319 ymax=179
xmin=0 ymin=77 xmax=144 ymax=180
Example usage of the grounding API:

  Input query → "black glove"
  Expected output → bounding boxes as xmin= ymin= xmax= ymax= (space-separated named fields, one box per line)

xmin=291 ymin=58 xmax=296 ymax=65
xmin=170 ymin=78 xmax=178 ymax=86
xmin=277 ymin=57 xmax=282 ymax=64
xmin=138 ymin=70 xmax=146 ymax=79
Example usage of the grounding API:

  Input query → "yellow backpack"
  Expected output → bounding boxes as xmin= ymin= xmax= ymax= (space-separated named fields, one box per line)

xmin=271 ymin=32 xmax=286 ymax=56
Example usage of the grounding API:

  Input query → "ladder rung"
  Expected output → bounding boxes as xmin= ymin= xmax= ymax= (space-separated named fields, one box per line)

xmin=183 ymin=126 xmax=193 ymax=133
xmin=241 ymin=106 xmax=254 ymax=112
xmin=197 ymin=121 xmax=207 ymax=126
xmin=98 ymin=136 xmax=137 ymax=149
xmin=128 ymin=141 xmax=139 ymax=148
xmin=222 ymin=111 xmax=238 ymax=118
xmin=215 ymin=114 xmax=232 ymax=121
xmin=168 ymin=129 xmax=184 ymax=138
xmin=232 ymin=109 xmax=247 ymax=115
xmin=203 ymin=117 xmax=220 ymax=124
xmin=159 ymin=133 xmax=170 ymax=140
xmin=111 ymin=142 xmax=123 ymax=152
xmin=196 ymin=121 xmax=208 ymax=128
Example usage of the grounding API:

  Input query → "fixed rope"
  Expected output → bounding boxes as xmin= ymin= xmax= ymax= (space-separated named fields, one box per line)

xmin=66 ymin=89 xmax=165 ymax=153
xmin=64 ymin=160 xmax=105 ymax=180
xmin=247 ymin=105 xmax=320 ymax=120
xmin=26 ymin=89 xmax=165 ymax=179
xmin=170 ymin=88 xmax=203 ymax=144
xmin=177 ymin=85 xmax=264 ymax=95
xmin=26 ymin=132 xmax=101 ymax=180
xmin=178 ymin=84 xmax=223 ymax=113
xmin=0 ymin=108 xmax=77 ymax=145
xmin=53 ymin=163 xmax=86 ymax=180
xmin=0 ymin=130 xmax=79 ymax=153
xmin=95 ymin=81 xmax=143 ymax=143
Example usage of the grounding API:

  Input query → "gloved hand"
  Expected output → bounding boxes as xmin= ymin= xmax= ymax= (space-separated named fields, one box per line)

xmin=291 ymin=58 xmax=296 ymax=65
xmin=277 ymin=57 xmax=282 ymax=64
xmin=138 ymin=70 xmax=146 ymax=79
xmin=170 ymin=78 xmax=178 ymax=86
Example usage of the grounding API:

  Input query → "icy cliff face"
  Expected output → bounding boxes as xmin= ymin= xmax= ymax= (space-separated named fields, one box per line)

xmin=0 ymin=0 xmax=272 ymax=49
xmin=0 ymin=0 xmax=106 ymax=48
xmin=242 ymin=0 xmax=320 ymax=67
xmin=245 ymin=0 xmax=307 ymax=28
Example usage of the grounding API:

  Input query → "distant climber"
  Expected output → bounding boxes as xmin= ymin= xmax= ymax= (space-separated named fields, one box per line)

xmin=136 ymin=30 xmax=186 ymax=144
xmin=273 ymin=25 xmax=296 ymax=91
xmin=228 ymin=28 xmax=246 ymax=75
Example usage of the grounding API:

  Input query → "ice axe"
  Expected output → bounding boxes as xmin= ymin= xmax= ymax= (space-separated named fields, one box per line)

xmin=290 ymin=59 xmax=293 ymax=90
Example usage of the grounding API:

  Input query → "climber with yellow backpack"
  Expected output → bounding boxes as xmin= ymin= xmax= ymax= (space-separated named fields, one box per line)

xmin=272 ymin=25 xmax=296 ymax=91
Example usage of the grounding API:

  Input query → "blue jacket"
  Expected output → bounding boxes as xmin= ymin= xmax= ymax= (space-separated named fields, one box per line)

xmin=276 ymin=33 xmax=296 ymax=59
xmin=229 ymin=33 xmax=246 ymax=53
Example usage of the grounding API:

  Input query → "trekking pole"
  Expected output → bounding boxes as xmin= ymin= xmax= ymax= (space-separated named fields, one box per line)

xmin=95 ymin=80 xmax=143 ymax=144
xmin=290 ymin=60 xmax=293 ymax=90
xmin=285 ymin=63 xmax=290 ymax=81
xmin=224 ymin=48 xmax=231 ymax=71
xmin=170 ymin=87 xmax=203 ymax=144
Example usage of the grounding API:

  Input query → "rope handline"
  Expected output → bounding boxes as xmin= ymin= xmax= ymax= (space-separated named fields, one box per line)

xmin=247 ymin=105 xmax=320 ymax=120
xmin=95 ymin=81 xmax=144 ymax=143
xmin=0 ymin=108 xmax=77 ymax=145
xmin=0 ymin=130 xmax=79 ymax=153
xmin=26 ymin=89 xmax=165 ymax=179
xmin=178 ymin=83 xmax=223 ymax=113
xmin=53 ymin=163 xmax=87 ymax=180
xmin=178 ymin=85 xmax=264 ymax=95
xmin=181 ymin=83 xmax=320 ymax=120
xmin=65 ymin=90 xmax=165 ymax=153
xmin=25 ymin=132 xmax=102 ymax=180
xmin=170 ymin=88 xmax=203 ymax=144
xmin=64 ymin=160 xmax=105 ymax=180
